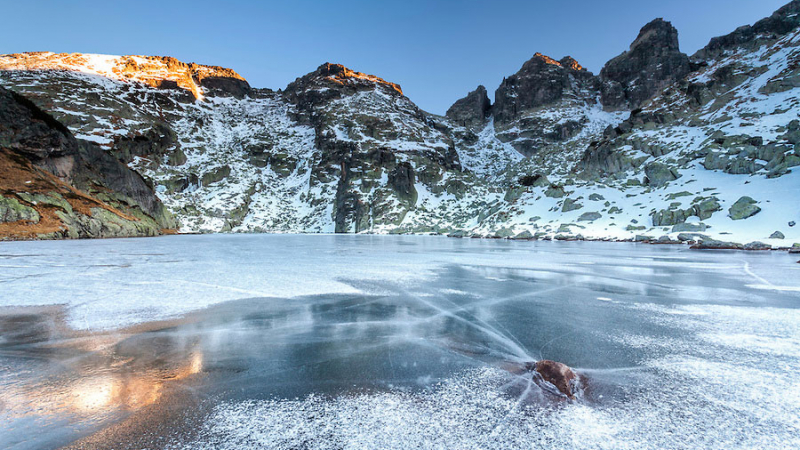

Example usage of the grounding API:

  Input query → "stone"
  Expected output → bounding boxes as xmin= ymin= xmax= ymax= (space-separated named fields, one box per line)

xmin=545 ymin=185 xmax=566 ymax=198
xmin=526 ymin=360 xmax=579 ymax=399
xmin=672 ymin=223 xmax=707 ymax=232
xmin=677 ymin=233 xmax=710 ymax=242
xmin=770 ymin=231 xmax=785 ymax=239
xmin=588 ymin=193 xmax=605 ymax=201
xmin=690 ymin=240 xmax=744 ymax=250
xmin=201 ymin=165 xmax=232 ymax=186
xmin=644 ymin=162 xmax=680 ymax=187
xmin=744 ymin=241 xmax=772 ymax=250
xmin=562 ymin=198 xmax=583 ymax=212
xmin=728 ymin=196 xmax=761 ymax=220
xmin=494 ymin=228 xmax=515 ymax=239
xmin=519 ymin=174 xmax=550 ymax=188
xmin=577 ymin=212 xmax=602 ymax=222
xmin=513 ymin=230 xmax=534 ymax=240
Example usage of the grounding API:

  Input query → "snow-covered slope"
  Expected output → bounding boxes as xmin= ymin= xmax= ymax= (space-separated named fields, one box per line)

xmin=1 ymin=2 xmax=798 ymax=246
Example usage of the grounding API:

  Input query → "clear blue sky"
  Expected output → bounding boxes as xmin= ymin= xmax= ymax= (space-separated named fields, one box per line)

xmin=1 ymin=0 xmax=789 ymax=114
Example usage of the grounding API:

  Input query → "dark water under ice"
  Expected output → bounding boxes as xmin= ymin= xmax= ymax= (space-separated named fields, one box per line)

xmin=1 ymin=235 xmax=799 ymax=449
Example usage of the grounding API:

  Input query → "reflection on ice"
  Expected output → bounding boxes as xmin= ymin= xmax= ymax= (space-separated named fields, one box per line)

xmin=1 ymin=235 xmax=799 ymax=449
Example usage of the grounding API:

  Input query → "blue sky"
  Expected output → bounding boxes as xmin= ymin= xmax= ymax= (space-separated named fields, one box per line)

xmin=1 ymin=0 xmax=789 ymax=113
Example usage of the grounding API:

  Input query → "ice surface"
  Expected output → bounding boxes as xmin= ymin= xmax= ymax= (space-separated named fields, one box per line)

xmin=2 ymin=235 xmax=799 ymax=449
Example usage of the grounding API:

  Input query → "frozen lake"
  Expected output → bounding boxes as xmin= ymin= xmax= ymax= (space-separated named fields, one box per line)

xmin=1 ymin=234 xmax=799 ymax=449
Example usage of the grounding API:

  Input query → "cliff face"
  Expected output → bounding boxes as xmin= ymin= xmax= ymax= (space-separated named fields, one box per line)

xmin=0 ymin=86 xmax=174 ymax=239
xmin=1 ymin=1 xmax=799 ymax=244
xmin=600 ymin=19 xmax=691 ymax=111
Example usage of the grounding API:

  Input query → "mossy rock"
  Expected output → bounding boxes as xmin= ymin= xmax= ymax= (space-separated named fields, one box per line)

xmin=512 ymin=230 xmax=534 ymax=240
xmin=544 ymin=185 xmax=566 ymax=198
xmin=0 ymin=196 xmax=40 ymax=223
xmin=577 ymin=212 xmax=602 ymax=222
xmin=202 ymin=165 xmax=232 ymax=185
xmin=562 ymin=198 xmax=583 ymax=212
xmin=15 ymin=192 xmax=72 ymax=214
xmin=729 ymin=196 xmax=761 ymax=220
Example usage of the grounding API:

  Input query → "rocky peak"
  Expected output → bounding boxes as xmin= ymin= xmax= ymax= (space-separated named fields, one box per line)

xmin=446 ymin=85 xmax=491 ymax=129
xmin=630 ymin=18 xmax=681 ymax=53
xmin=558 ymin=56 xmax=586 ymax=72
xmin=693 ymin=0 xmax=800 ymax=60
xmin=493 ymin=52 xmax=597 ymax=125
xmin=285 ymin=63 xmax=403 ymax=98
xmin=0 ymin=52 xmax=251 ymax=100
xmin=282 ymin=63 xmax=407 ymax=124
xmin=600 ymin=18 xmax=690 ymax=111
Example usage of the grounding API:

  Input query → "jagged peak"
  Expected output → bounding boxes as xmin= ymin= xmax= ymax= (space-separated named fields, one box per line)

xmin=558 ymin=56 xmax=585 ymax=72
xmin=532 ymin=52 xmax=562 ymax=66
xmin=630 ymin=18 xmax=681 ymax=52
xmin=0 ymin=52 xmax=251 ymax=99
xmin=518 ymin=53 xmax=587 ymax=74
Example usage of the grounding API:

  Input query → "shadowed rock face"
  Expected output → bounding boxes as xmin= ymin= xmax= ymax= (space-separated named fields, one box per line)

xmin=0 ymin=86 xmax=175 ymax=238
xmin=493 ymin=53 xmax=597 ymax=125
xmin=446 ymin=85 xmax=491 ymax=129
xmin=600 ymin=19 xmax=690 ymax=110
xmin=0 ymin=87 xmax=76 ymax=160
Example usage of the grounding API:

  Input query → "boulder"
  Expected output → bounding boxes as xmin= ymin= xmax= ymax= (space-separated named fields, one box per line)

xmin=729 ymin=196 xmax=761 ymax=220
xmin=677 ymin=233 xmax=710 ymax=242
xmin=525 ymin=360 xmax=579 ymax=399
xmin=690 ymin=239 xmax=744 ymax=250
xmin=644 ymin=162 xmax=680 ymax=187
xmin=545 ymin=185 xmax=567 ymax=198
xmin=513 ymin=230 xmax=534 ymax=240
xmin=562 ymin=198 xmax=583 ymax=212
xmin=577 ymin=212 xmax=602 ymax=222
xmin=588 ymin=193 xmax=605 ymax=201
xmin=744 ymin=241 xmax=772 ymax=250
xmin=672 ymin=222 xmax=707 ymax=232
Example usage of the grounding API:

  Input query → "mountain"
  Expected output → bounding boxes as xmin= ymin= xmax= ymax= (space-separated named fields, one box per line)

xmin=1 ymin=1 xmax=798 ymax=245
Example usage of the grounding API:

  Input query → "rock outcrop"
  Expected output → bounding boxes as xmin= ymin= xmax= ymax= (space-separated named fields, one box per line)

xmin=0 ymin=86 xmax=174 ymax=239
xmin=600 ymin=19 xmax=691 ymax=110
xmin=446 ymin=85 xmax=491 ymax=129
xmin=494 ymin=53 xmax=597 ymax=126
